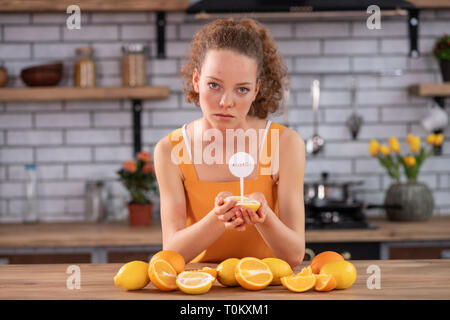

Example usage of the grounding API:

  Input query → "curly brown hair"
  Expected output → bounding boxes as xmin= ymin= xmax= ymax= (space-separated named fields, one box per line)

xmin=180 ymin=18 xmax=289 ymax=119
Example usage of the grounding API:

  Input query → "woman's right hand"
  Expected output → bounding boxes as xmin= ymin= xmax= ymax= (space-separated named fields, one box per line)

xmin=213 ymin=191 xmax=246 ymax=231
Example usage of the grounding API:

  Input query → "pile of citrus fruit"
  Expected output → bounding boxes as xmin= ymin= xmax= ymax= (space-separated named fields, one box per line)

xmin=280 ymin=251 xmax=357 ymax=293
xmin=113 ymin=250 xmax=357 ymax=295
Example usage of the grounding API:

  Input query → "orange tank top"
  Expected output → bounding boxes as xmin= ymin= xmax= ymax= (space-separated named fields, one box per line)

xmin=168 ymin=120 xmax=286 ymax=263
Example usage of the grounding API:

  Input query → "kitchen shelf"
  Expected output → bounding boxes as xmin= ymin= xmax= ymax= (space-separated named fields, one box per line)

xmin=410 ymin=82 xmax=449 ymax=110
xmin=0 ymin=86 xmax=169 ymax=102
xmin=407 ymin=0 xmax=450 ymax=8
xmin=0 ymin=86 xmax=169 ymax=156
xmin=410 ymin=82 xmax=449 ymax=155
xmin=0 ymin=0 xmax=189 ymax=12
xmin=410 ymin=83 xmax=450 ymax=98
xmin=0 ymin=0 xmax=189 ymax=58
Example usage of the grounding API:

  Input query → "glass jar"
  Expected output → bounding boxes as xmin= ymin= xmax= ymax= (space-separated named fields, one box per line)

xmin=24 ymin=163 xmax=39 ymax=223
xmin=122 ymin=44 xmax=148 ymax=87
xmin=85 ymin=180 xmax=108 ymax=223
xmin=74 ymin=47 xmax=96 ymax=88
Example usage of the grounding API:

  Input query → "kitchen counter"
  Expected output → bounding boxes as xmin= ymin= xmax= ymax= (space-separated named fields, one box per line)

xmin=0 ymin=259 xmax=449 ymax=300
xmin=2 ymin=216 xmax=450 ymax=248
xmin=2 ymin=217 xmax=450 ymax=262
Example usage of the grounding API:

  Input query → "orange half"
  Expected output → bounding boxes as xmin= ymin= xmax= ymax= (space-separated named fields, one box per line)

xmin=150 ymin=250 xmax=185 ymax=274
xmin=148 ymin=258 xmax=178 ymax=291
xmin=314 ymin=274 xmax=336 ymax=292
xmin=281 ymin=274 xmax=316 ymax=293
xmin=235 ymin=257 xmax=273 ymax=291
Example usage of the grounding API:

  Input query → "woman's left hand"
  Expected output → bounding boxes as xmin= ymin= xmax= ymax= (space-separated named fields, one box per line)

xmin=238 ymin=192 xmax=269 ymax=225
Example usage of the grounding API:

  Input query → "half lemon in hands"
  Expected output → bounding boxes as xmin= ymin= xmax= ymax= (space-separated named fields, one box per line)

xmin=224 ymin=196 xmax=261 ymax=211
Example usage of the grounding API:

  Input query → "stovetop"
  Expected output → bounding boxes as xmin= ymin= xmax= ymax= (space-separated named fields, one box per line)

xmin=305 ymin=203 xmax=378 ymax=230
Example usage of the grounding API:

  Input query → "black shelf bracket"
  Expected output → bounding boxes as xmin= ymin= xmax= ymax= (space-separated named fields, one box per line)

xmin=156 ymin=11 xmax=166 ymax=59
xmin=131 ymin=99 xmax=143 ymax=157
xmin=408 ymin=9 xmax=420 ymax=58
xmin=433 ymin=96 xmax=446 ymax=109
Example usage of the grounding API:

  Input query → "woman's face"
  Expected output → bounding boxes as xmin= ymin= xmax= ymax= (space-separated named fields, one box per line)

xmin=192 ymin=49 xmax=260 ymax=130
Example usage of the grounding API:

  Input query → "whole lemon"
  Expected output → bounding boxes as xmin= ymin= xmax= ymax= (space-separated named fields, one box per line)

xmin=262 ymin=258 xmax=294 ymax=285
xmin=114 ymin=260 xmax=150 ymax=290
xmin=320 ymin=260 xmax=357 ymax=289
xmin=216 ymin=258 xmax=240 ymax=287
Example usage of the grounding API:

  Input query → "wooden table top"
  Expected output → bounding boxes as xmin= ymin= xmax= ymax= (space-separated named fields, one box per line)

xmin=0 ymin=260 xmax=449 ymax=300
xmin=1 ymin=217 xmax=450 ymax=248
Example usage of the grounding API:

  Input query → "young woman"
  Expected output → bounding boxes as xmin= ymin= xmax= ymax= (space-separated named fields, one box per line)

xmin=154 ymin=18 xmax=305 ymax=268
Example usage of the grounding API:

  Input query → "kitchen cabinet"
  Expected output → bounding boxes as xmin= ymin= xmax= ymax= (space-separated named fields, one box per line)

xmin=2 ymin=217 xmax=450 ymax=263
xmin=1 ymin=259 xmax=449 ymax=299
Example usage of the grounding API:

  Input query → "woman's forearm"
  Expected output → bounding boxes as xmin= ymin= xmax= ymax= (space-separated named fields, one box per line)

xmin=163 ymin=211 xmax=226 ymax=263
xmin=255 ymin=210 xmax=305 ymax=268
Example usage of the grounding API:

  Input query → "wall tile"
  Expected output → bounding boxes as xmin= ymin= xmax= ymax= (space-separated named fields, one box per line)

xmin=2 ymin=10 xmax=450 ymax=220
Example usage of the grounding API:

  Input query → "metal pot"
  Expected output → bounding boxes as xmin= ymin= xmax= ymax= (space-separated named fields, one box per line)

xmin=304 ymin=172 xmax=363 ymax=203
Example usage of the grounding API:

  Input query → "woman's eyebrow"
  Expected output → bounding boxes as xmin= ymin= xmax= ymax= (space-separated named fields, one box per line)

xmin=207 ymin=76 xmax=252 ymax=86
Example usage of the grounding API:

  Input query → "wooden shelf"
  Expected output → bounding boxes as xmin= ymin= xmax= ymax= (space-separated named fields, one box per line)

xmin=0 ymin=0 xmax=189 ymax=12
xmin=407 ymin=0 xmax=450 ymax=9
xmin=410 ymin=83 xmax=450 ymax=97
xmin=0 ymin=86 xmax=170 ymax=102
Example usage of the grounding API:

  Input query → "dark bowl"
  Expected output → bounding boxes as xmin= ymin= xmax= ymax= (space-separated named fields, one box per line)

xmin=20 ymin=62 xmax=63 ymax=87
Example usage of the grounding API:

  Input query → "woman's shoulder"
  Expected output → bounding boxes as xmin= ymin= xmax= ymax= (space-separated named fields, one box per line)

xmin=276 ymin=125 xmax=305 ymax=150
xmin=155 ymin=127 xmax=182 ymax=160
xmin=154 ymin=135 xmax=172 ymax=162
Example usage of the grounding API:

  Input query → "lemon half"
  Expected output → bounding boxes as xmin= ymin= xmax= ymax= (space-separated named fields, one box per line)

xmin=224 ymin=196 xmax=261 ymax=211
xmin=176 ymin=271 xmax=215 ymax=294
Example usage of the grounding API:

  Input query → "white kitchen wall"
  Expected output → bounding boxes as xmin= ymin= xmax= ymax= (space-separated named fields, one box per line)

xmin=0 ymin=10 xmax=449 ymax=222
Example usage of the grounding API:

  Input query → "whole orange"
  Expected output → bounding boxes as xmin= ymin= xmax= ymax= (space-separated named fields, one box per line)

xmin=150 ymin=250 xmax=185 ymax=274
xmin=310 ymin=251 xmax=344 ymax=274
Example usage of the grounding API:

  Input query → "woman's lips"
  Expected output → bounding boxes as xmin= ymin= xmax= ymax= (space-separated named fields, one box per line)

xmin=214 ymin=114 xmax=234 ymax=120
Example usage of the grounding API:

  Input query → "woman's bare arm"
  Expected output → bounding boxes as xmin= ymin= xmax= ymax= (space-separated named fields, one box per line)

xmin=242 ymin=128 xmax=306 ymax=268
xmin=154 ymin=136 xmax=242 ymax=263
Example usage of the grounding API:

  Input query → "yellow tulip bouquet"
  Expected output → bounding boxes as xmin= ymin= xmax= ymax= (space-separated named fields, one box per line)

xmin=368 ymin=133 xmax=444 ymax=182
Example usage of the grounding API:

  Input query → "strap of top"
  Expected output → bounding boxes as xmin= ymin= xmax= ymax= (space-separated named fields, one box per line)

xmin=181 ymin=123 xmax=193 ymax=161
xmin=170 ymin=120 xmax=285 ymax=182
xmin=181 ymin=120 xmax=272 ymax=164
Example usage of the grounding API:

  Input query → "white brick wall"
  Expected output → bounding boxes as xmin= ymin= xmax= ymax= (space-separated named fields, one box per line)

xmin=1 ymin=11 xmax=449 ymax=222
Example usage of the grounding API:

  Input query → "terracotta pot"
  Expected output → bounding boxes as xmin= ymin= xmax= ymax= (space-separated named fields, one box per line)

xmin=0 ymin=67 xmax=8 ymax=87
xmin=127 ymin=203 xmax=153 ymax=226
xmin=384 ymin=182 xmax=434 ymax=221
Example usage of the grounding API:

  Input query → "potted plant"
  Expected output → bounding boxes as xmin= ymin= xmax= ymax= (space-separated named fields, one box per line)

xmin=433 ymin=34 xmax=450 ymax=82
xmin=368 ymin=133 xmax=443 ymax=221
xmin=117 ymin=151 xmax=157 ymax=226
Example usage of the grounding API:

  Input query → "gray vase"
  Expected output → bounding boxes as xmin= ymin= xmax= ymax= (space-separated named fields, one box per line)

xmin=384 ymin=182 xmax=434 ymax=221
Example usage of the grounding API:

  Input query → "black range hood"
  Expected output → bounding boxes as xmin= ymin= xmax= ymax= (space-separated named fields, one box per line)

xmin=186 ymin=0 xmax=415 ymax=14
xmin=187 ymin=0 xmax=420 ymax=57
